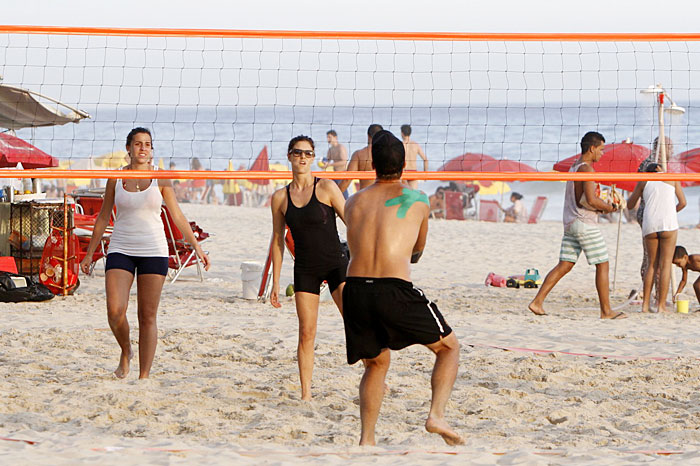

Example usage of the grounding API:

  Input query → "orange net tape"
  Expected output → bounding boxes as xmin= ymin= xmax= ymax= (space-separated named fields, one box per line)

xmin=1 ymin=26 xmax=699 ymax=41
xmin=2 ymin=169 xmax=700 ymax=183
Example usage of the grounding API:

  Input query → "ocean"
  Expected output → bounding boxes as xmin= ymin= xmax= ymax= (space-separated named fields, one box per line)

xmin=11 ymin=103 xmax=700 ymax=225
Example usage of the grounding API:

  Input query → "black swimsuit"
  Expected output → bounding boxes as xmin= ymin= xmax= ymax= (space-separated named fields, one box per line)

xmin=284 ymin=178 xmax=348 ymax=294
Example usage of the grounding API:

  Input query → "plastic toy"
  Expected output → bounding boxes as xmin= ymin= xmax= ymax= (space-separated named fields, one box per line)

xmin=506 ymin=268 xmax=542 ymax=289
xmin=484 ymin=272 xmax=507 ymax=287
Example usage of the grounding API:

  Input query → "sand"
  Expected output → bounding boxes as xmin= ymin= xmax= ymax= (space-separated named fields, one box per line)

xmin=2 ymin=203 xmax=700 ymax=464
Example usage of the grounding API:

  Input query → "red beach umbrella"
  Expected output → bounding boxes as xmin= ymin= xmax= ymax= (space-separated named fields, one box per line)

xmin=438 ymin=153 xmax=535 ymax=187
xmin=553 ymin=142 xmax=651 ymax=191
xmin=670 ymin=148 xmax=700 ymax=187
xmin=248 ymin=146 xmax=270 ymax=186
xmin=0 ymin=132 xmax=58 ymax=169
xmin=437 ymin=153 xmax=498 ymax=172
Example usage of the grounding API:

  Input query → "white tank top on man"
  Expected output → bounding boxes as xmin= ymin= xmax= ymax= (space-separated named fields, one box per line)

xmin=642 ymin=181 xmax=678 ymax=237
xmin=108 ymin=178 xmax=169 ymax=257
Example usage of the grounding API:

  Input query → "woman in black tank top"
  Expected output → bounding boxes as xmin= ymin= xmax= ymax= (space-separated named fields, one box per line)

xmin=269 ymin=135 xmax=348 ymax=401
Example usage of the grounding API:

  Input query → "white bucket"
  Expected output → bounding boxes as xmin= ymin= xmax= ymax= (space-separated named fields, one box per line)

xmin=240 ymin=261 xmax=263 ymax=300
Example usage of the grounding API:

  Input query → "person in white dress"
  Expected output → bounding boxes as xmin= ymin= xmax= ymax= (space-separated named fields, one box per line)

xmin=628 ymin=163 xmax=686 ymax=313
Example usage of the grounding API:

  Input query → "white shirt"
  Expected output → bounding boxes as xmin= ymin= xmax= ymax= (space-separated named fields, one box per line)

xmin=107 ymin=178 xmax=168 ymax=257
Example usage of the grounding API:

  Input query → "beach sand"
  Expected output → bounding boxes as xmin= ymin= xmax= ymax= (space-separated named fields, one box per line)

xmin=2 ymin=203 xmax=700 ymax=464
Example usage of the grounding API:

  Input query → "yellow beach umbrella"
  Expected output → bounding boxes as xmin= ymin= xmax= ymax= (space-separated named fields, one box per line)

xmin=158 ymin=158 xmax=164 ymax=169
xmin=476 ymin=180 xmax=510 ymax=195
xmin=93 ymin=150 xmax=128 ymax=168
xmin=59 ymin=158 xmax=95 ymax=187
xmin=269 ymin=162 xmax=291 ymax=188
xmin=223 ymin=160 xmax=241 ymax=194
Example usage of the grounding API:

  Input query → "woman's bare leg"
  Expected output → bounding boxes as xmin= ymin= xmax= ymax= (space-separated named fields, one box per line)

xmin=642 ymin=234 xmax=659 ymax=313
xmin=135 ymin=273 xmax=166 ymax=378
xmin=294 ymin=291 xmax=320 ymax=400
xmin=105 ymin=269 xmax=135 ymax=378
xmin=656 ymin=230 xmax=678 ymax=313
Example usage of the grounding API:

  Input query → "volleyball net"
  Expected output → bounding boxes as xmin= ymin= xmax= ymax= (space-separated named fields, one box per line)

xmin=1 ymin=26 xmax=700 ymax=187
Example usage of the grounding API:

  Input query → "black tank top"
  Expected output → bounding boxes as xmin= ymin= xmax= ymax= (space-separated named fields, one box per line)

xmin=284 ymin=178 xmax=344 ymax=271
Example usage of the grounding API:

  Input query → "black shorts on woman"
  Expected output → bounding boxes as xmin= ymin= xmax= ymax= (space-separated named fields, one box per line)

xmin=106 ymin=252 xmax=169 ymax=276
xmin=285 ymin=178 xmax=348 ymax=295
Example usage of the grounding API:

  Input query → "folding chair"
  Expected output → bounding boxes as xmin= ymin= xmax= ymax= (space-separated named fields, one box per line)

xmin=73 ymin=212 xmax=110 ymax=275
xmin=478 ymin=200 xmax=500 ymax=222
xmin=161 ymin=205 xmax=209 ymax=283
xmin=444 ymin=191 xmax=466 ymax=220
xmin=527 ymin=196 xmax=548 ymax=224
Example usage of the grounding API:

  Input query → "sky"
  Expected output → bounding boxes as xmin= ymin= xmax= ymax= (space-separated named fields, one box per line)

xmin=3 ymin=0 xmax=700 ymax=33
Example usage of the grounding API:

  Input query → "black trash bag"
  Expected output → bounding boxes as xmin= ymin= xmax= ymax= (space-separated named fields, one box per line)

xmin=0 ymin=272 xmax=55 ymax=303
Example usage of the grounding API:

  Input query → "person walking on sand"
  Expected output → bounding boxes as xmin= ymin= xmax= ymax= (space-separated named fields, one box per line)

xmin=79 ymin=127 xmax=211 ymax=379
xmin=343 ymin=129 xmax=463 ymax=446
xmin=528 ymin=131 xmax=626 ymax=319
xmin=400 ymin=124 xmax=429 ymax=189
xmin=338 ymin=124 xmax=383 ymax=194
xmin=269 ymin=135 xmax=348 ymax=401
xmin=627 ymin=163 xmax=686 ymax=313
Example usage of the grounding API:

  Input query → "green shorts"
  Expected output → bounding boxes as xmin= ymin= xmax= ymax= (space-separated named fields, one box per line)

xmin=559 ymin=220 xmax=609 ymax=265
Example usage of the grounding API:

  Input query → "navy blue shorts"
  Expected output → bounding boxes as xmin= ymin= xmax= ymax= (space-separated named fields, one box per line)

xmin=105 ymin=253 xmax=169 ymax=276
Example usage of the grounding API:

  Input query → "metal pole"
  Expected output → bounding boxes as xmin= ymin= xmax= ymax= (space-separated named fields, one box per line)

xmin=612 ymin=184 xmax=623 ymax=294
xmin=658 ymin=93 xmax=667 ymax=171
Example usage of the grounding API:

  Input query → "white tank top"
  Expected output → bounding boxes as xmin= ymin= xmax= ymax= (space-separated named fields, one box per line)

xmin=642 ymin=181 xmax=678 ymax=236
xmin=108 ymin=178 xmax=169 ymax=257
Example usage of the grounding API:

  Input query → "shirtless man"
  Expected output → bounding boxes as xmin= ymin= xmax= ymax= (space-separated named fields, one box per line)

xmin=338 ymin=124 xmax=383 ymax=193
xmin=325 ymin=129 xmax=349 ymax=198
xmin=343 ymin=129 xmax=463 ymax=446
xmin=400 ymin=124 xmax=429 ymax=189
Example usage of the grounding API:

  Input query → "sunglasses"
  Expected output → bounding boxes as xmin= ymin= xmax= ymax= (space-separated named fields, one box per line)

xmin=289 ymin=148 xmax=315 ymax=158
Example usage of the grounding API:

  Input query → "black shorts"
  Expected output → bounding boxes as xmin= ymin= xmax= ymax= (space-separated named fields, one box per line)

xmin=294 ymin=263 xmax=347 ymax=295
xmin=105 ymin=253 xmax=169 ymax=276
xmin=342 ymin=277 xmax=452 ymax=365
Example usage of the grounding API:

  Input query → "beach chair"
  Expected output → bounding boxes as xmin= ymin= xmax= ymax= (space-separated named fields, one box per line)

xmin=444 ymin=191 xmax=465 ymax=220
xmin=527 ymin=196 xmax=548 ymax=224
xmin=161 ymin=206 xmax=209 ymax=283
xmin=478 ymin=200 xmax=500 ymax=222
xmin=0 ymin=257 xmax=18 ymax=274
xmin=73 ymin=212 xmax=110 ymax=275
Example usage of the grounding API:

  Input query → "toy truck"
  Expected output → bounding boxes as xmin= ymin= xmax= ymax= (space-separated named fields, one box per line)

xmin=506 ymin=268 xmax=542 ymax=289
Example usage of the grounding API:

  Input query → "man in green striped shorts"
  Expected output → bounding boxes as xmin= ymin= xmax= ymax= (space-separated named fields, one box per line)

xmin=528 ymin=131 xmax=627 ymax=320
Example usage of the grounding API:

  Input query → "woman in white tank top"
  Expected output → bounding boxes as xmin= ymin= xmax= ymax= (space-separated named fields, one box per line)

xmin=79 ymin=127 xmax=211 ymax=379
xmin=628 ymin=163 xmax=686 ymax=313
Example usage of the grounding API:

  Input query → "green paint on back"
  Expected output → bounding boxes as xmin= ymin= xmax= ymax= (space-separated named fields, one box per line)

xmin=384 ymin=188 xmax=429 ymax=218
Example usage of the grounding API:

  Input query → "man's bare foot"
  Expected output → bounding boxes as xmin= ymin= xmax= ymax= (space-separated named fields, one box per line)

xmin=425 ymin=417 xmax=465 ymax=446
xmin=114 ymin=349 xmax=133 ymax=379
xmin=601 ymin=312 xmax=627 ymax=320
xmin=528 ymin=301 xmax=546 ymax=316
xmin=658 ymin=306 xmax=670 ymax=313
